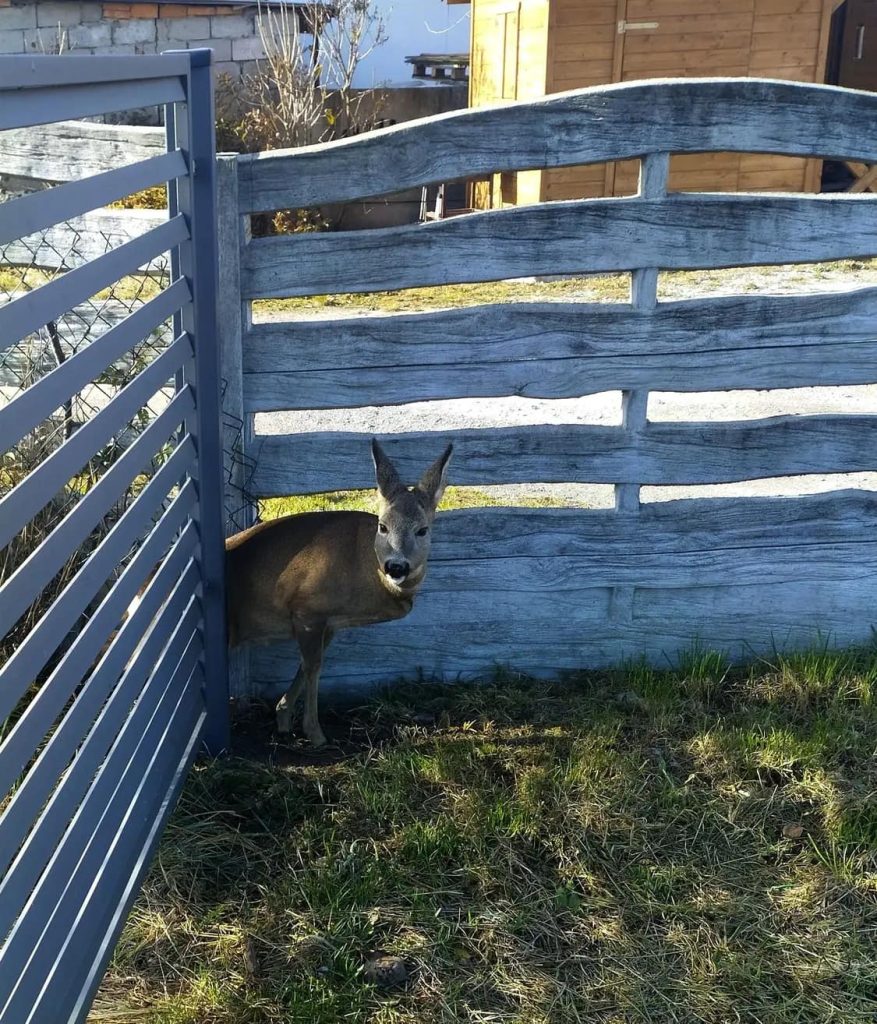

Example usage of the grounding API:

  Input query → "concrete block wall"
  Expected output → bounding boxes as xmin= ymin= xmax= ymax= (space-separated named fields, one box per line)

xmin=0 ymin=0 xmax=267 ymax=82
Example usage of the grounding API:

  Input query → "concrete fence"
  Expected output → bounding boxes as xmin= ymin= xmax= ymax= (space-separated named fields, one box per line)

xmin=216 ymin=78 xmax=877 ymax=698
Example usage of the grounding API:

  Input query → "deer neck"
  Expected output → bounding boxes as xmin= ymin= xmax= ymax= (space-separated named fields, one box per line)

xmin=376 ymin=564 xmax=424 ymax=610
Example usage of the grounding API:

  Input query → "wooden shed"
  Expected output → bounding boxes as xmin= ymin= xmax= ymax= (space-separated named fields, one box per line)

xmin=455 ymin=0 xmax=849 ymax=205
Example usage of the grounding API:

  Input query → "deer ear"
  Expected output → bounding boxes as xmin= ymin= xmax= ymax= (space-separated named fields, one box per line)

xmin=416 ymin=443 xmax=453 ymax=510
xmin=372 ymin=438 xmax=403 ymax=499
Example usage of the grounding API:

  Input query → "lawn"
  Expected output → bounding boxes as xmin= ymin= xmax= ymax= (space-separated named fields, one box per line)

xmin=9 ymin=246 xmax=872 ymax=1024
xmin=260 ymin=484 xmax=570 ymax=521
xmin=93 ymin=648 xmax=877 ymax=1023
xmin=252 ymin=259 xmax=877 ymax=317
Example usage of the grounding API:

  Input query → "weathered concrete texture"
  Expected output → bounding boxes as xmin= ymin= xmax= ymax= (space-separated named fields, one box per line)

xmin=186 ymin=36 xmax=230 ymax=61
xmin=112 ymin=17 xmax=156 ymax=45
xmin=36 ymin=1 xmax=84 ymax=27
xmin=23 ymin=25 xmax=64 ymax=51
xmin=156 ymin=16 xmax=207 ymax=42
xmin=0 ymin=5 xmax=36 ymax=30
xmin=79 ymin=3 xmax=102 ymax=22
xmin=208 ymin=13 xmax=253 ymax=39
xmin=68 ymin=20 xmax=112 ymax=48
xmin=230 ymin=35 xmax=265 ymax=61
xmin=0 ymin=27 xmax=24 ymax=50
xmin=105 ymin=42 xmax=137 ymax=54
xmin=0 ymin=3 xmax=272 ymax=81
xmin=215 ymin=59 xmax=241 ymax=79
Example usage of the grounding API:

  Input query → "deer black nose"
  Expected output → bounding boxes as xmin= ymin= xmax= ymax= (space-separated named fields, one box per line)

xmin=385 ymin=560 xmax=410 ymax=580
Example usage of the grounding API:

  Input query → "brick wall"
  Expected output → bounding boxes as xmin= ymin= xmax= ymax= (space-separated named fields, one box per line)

xmin=0 ymin=1 xmax=269 ymax=81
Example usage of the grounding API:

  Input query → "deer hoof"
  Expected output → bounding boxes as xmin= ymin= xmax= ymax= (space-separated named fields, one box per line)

xmin=304 ymin=722 xmax=327 ymax=748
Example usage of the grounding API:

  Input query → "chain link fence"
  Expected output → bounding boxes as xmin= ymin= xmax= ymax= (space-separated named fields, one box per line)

xmin=0 ymin=184 xmax=176 ymax=703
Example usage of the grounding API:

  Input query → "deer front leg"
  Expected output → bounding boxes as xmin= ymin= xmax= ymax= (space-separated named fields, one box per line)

xmin=275 ymin=665 xmax=304 ymax=735
xmin=275 ymin=628 xmax=334 ymax=740
xmin=300 ymin=625 xmax=333 ymax=748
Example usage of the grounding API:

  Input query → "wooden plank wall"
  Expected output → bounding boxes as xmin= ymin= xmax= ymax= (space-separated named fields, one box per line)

xmin=470 ymin=0 xmax=551 ymax=207
xmin=224 ymin=80 xmax=877 ymax=698
xmin=504 ymin=0 xmax=837 ymax=202
xmin=543 ymin=0 xmax=617 ymax=201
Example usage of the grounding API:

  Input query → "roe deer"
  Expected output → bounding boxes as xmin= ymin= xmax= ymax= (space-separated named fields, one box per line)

xmin=225 ymin=439 xmax=452 ymax=747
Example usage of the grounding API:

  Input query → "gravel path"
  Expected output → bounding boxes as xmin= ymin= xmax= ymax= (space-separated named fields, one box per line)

xmin=255 ymin=264 xmax=877 ymax=505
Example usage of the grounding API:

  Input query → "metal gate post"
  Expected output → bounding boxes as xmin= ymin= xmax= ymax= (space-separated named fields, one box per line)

xmin=174 ymin=48 xmax=229 ymax=754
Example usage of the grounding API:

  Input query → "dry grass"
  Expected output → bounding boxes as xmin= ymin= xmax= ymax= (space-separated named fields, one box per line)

xmin=94 ymin=649 xmax=877 ymax=1023
xmin=253 ymin=259 xmax=877 ymax=318
xmin=254 ymin=274 xmax=629 ymax=317
xmin=0 ymin=265 xmax=163 ymax=302
xmin=107 ymin=186 xmax=169 ymax=211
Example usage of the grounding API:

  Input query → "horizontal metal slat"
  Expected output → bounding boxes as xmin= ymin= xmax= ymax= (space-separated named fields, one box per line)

xmin=237 ymin=78 xmax=877 ymax=211
xmin=0 ymin=587 xmax=201 ymax=943
xmin=0 ymin=447 xmax=195 ymax=727
xmin=0 ymin=77 xmax=187 ymax=132
xmin=62 ymin=680 xmax=204 ymax=1024
xmin=38 ymin=682 xmax=203 ymax=1024
xmin=0 ymin=278 xmax=191 ymax=453
xmin=0 ymin=333 xmax=193 ymax=552
xmin=0 ymin=214 xmax=189 ymax=346
xmin=242 ymin=194 xmax=877 ymax=298
xmin=243 ymin=287 xmax=877 ymax=411
xmin=0 ymin=54 xmax=192 ymax=91
xmin=249 ymin=416 xmax=877 ymax=495
xmin=0 ymin=627 xmax=202 ymax=1017
xmin=0 ymin=387 xmax=195 ymax=643
xmin=0 ymin=151 xmax=183 ymax=247
xmin=0 ymin=513 xmax=198 ymax=811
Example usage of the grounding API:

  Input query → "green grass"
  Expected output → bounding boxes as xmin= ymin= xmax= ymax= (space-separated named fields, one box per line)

xmin=94 ymin=648 xmax=877 ymax=1023
xmin=260 ymin=486 xmax=569 ymax=521
xmin=0 ymin=265 xmax=163 ymax=301
xmin=252 ymin=260 xmax=877 ymax=317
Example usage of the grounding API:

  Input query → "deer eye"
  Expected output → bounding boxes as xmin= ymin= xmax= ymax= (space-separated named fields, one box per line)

xmin=378 ymin=522 xmax=388 ymax=534
xmin=416 ymin=527 xmax=429 ymax=537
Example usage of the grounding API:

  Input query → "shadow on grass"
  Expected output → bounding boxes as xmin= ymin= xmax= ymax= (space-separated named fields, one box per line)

xmin=93 ymin=648 xmax=877 ymax=1024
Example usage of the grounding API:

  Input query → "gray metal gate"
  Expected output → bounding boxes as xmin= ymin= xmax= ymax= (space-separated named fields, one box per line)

xmin=0 ymin=51 xmax=227 ymax=1022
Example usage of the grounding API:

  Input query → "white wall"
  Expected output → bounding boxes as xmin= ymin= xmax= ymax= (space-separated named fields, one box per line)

xmin=353 ymin=1 xmax=471 ymax=88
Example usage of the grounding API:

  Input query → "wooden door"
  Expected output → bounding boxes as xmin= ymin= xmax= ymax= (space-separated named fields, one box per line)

xmin=837 ymin=0 xmax=877 ymax=91
xmin=618 ymin=1 xmax=754 ymax=82
xmin=471 ymin=1 xmax=522 ymax=207
xmin=613 ymin=2 xmax=755 ymax=194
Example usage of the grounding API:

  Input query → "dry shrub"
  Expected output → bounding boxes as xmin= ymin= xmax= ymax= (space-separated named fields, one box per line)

xmin=215 ymin=0 xmax=388 ymax=234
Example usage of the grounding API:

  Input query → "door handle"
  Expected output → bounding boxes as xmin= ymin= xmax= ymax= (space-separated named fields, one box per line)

xmin=618 ymin=21 xmax=659 ymax=33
